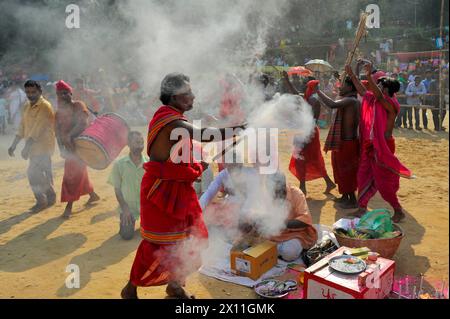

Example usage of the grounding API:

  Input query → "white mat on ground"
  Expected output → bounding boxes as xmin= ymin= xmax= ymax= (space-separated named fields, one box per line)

xmin=198 ymin=224 xmax=338 ymax=288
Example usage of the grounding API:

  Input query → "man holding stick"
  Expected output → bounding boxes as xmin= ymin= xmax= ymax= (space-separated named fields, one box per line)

xmin=121 ymin=73 xmax=245 ymax=299
xmin=346 ymin=61 xmax=413 ymax=223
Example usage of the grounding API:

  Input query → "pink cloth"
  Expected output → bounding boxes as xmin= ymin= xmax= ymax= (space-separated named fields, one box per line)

xmin=358 ymin=91 xmax=412 ymax=209
xmin=372 ymin=71 xmax=386 ymax=82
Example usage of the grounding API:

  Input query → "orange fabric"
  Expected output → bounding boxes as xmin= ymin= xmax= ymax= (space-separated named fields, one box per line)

xmin=289 ymin=126 xmax=328 ymax=182
xmin=269 ymin=186 xmax=318 ymax=250
xmin=146 ymin=105 xmax=187 ymax=156
xmin=331 ymin=139 xmax=360 ymax=194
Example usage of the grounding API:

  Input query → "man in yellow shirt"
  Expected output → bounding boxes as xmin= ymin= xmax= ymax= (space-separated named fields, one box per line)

xmin=8 ymin=80 xmax=56 ymax=213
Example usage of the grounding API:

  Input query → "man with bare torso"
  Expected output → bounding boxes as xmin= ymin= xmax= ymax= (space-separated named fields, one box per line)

xmin=314 ymin=75 xmax=360 ymax=208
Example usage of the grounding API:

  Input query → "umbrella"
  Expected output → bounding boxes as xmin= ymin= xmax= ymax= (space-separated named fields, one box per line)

xmin=287 ymin=66 xmax=313 ymax=77
xmin=30 ymin=74 xmax=50 ymax=82
xmin=305 ymin=60 xmax=334 ymax=73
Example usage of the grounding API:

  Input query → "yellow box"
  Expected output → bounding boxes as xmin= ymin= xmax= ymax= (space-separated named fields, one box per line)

xmin=230 ymin=240 xmax=278 ymax=280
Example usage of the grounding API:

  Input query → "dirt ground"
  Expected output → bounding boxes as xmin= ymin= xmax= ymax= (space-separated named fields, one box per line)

xmin=0 ymin=112 xmax=448 ymax=299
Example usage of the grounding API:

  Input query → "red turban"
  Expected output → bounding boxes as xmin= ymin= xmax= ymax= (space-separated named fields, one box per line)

xmin=372 ymin=71 xmax=386 ymax=83
xmin=55 ymin=80 xmax=73 ymax=93
xmin=305 ymin=80 xmax=320 ymax=100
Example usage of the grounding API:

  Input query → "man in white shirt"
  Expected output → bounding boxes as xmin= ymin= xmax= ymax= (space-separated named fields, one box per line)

xmin=8 ymin=82 xmax=27 ymax=130
xmin=405 ymin=76 xmax=427 ymax=130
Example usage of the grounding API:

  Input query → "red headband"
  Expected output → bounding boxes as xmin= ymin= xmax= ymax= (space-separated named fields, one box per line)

xmin=55 ymin=80 xmax=73 ymax=93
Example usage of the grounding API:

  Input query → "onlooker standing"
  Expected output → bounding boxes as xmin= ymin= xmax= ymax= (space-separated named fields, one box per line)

xmin=8 ymin=82 xmax=27 ymax=130
xmin=420 ymin=70 xmax=435 ymax=130
xmin=0 ymin=89 xmax=7 ymax=134
xmin=405 ymin=76 xmax=427 ymax=130
xmin=393 ymin=73 xmax=407 ymax=128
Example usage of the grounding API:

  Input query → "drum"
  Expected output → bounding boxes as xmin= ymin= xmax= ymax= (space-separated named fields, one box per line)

xmin=74 ymin=113 xmax=129 ymax=170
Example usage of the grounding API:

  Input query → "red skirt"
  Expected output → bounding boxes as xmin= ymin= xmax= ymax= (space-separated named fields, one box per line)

xmin=129 ymin=162 xmax=208 ymax=287
xmin=61 ymin=157 xmax=93 ymax=202
xmin=289 ymin=127 xmax=328 ymax=182
xmin=331 ymin=139 xmax=360 ymax=194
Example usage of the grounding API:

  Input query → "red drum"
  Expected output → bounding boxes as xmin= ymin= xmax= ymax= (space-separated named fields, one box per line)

xmin=74 ymin=113 xmax=129 ymax=170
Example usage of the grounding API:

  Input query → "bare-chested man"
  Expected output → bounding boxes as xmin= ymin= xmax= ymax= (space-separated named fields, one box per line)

xmin=313 ymin=75 xmax=360 ymax=208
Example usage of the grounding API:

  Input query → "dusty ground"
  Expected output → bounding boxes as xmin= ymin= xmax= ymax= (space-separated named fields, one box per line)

xmin=0 ymin=111 xmax=448 ymax=299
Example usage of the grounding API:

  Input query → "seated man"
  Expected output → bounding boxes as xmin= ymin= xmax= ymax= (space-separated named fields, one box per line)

xmin=108 ymin=131 xmax=148 ymax=240
xmin=201 ymin=168 xmax=317 ymax=261
xmin=264 ymin=172 xmax=317 ymax=261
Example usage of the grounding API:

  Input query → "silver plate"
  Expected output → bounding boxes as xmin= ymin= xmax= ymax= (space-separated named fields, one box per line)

xmin=254 ymin=280 xmax=289 ymax=299
xmin=328 ymin=255 xmax=367 ymax=275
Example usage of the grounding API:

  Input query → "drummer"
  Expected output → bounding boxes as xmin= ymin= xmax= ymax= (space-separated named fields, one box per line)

xmin=55 ymin=80 xmax=100 ymax=219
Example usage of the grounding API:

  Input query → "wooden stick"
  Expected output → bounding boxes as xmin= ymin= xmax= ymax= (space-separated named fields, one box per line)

xmin=341 ymin=12 xmax=369 ymax=83
xmin=211 ymin=136 xmax=244 ymax=162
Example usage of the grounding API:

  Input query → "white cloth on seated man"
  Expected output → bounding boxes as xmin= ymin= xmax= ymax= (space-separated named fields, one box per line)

xmin=200 ymin=167 xmax=317 ymax=262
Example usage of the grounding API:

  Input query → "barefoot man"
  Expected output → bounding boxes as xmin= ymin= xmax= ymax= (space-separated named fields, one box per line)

xmin=283 ymin=71 xmax=336 ymax=195
xmin=314 ymin=75 xmax=360 ymax=209
xmin=347 ymin=61 xmax=413 ymax=223
xmin=121 ymin=73 xmax=245 ymax=299
xmin=55 ymin=80 xmax=100 ymax=219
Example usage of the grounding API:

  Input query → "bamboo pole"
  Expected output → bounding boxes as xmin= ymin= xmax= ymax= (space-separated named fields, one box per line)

xmin=341 ymin=12 xmax=369 ymax=83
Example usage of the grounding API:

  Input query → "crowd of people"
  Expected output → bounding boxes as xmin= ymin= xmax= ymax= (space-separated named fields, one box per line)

xmin=0 ymin=71 xmax=156 ymax=136
xmin=2 ymin=54 xmax=446 ymax=299
xmin=393 ymin=68 xmax=449 ymax=131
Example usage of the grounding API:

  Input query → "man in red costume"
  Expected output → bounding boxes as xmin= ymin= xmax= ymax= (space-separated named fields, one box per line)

xmin=283 ymin=71 xmax=335 ymax=196
xmin=346 ymin=61 xmax=413 ymax=223
xmin=314 ymin=76 xmax=360 ymax=209
xmin=55 ymin=80 xmax=100 ymax=219
xmin=121 ymin=73 xmax=245 ymax=299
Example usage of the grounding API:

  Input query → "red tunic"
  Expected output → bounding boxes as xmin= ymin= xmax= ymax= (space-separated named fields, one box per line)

xmin=129 ymin=106 xmax=208 ymax=286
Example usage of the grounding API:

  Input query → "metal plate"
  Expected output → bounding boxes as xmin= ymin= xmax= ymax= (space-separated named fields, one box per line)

xmin=328 ymin=255 xmax=367 ymax=275
xmin=254 ymin=280 xmax=289 ymax=299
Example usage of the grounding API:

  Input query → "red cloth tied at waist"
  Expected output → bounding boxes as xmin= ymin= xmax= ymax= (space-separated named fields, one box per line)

xmin=141 ymin=161 xmax=204 ymax=224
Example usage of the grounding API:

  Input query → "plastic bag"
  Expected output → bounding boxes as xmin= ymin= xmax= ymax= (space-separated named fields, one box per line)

xmin=333 ymin=218 xmax=360 ymax=231
xmin=356 ymin=209 xmax=393 ymax=238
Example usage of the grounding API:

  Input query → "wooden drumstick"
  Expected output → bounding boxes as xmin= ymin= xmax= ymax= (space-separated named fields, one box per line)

xmin=211 ymin=136 xmax=244 ymax=163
